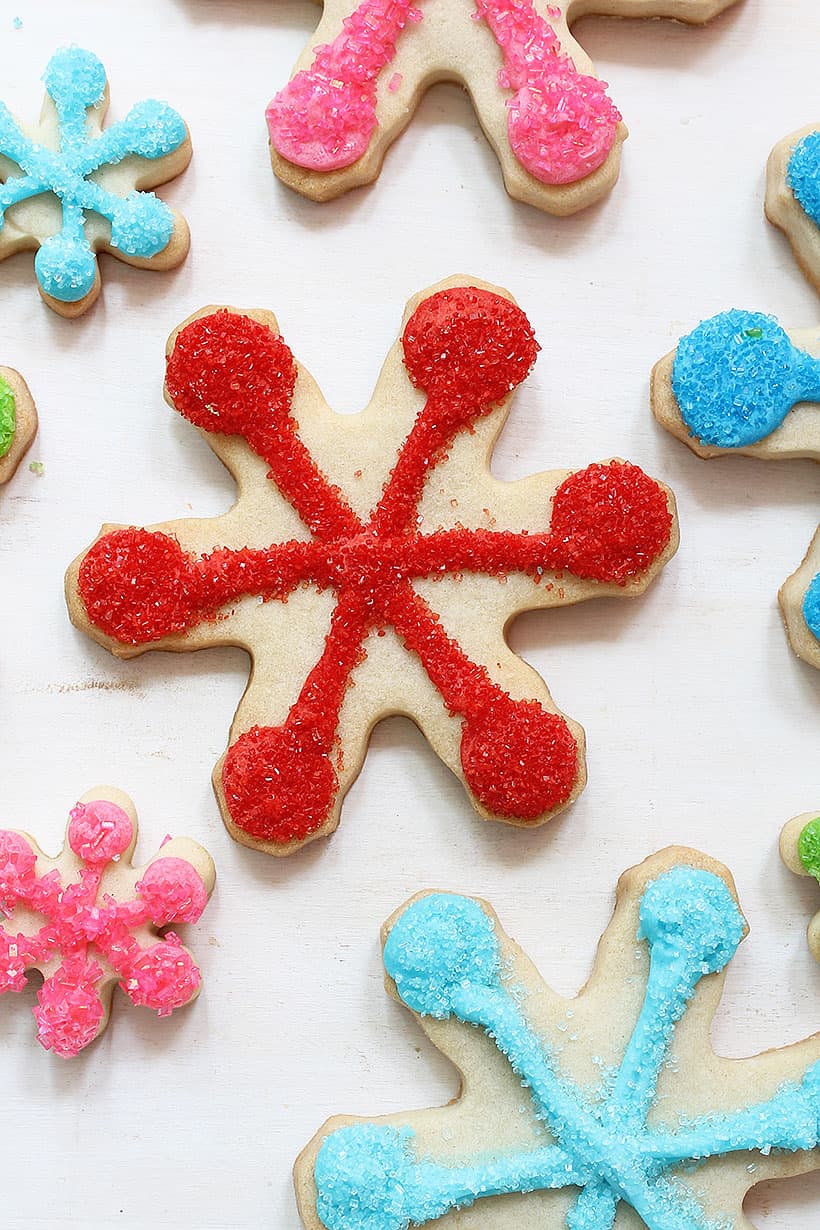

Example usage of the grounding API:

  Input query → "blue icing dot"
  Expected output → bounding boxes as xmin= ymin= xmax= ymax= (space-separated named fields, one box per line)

xmin=384 ymin=893 xmax=501 ymax=1018
xmin=639 ymin=866 xmax=744 ymax=975
xmin=34 ymin=232 xmax=96 ymax=300
xmin=315 ymin=1125 xmax=414 ymax=1230
xmin=121 ymin=100 xmax=187 ymax=159
xmin=110 ymin=192 xmax=174 ymax=257
xmin=803 ymin=573 xmax=820 ymax=641
xmin=671 ymin=310 xmax=820 ymax=447
xmin=43 ymin=47 xmax=106 ymax=114
xmin=788 ymin=131 xmax=820 ymax=228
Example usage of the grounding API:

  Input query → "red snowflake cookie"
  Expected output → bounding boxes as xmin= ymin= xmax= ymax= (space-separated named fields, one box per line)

xmin=67 ymin=279 xmax=679 ymax=857
xmin=0 ymin=788 xmax=215 ymax=1058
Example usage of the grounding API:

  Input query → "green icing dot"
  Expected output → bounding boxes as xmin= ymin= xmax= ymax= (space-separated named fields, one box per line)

xmin=798 ymin=817 xmax=820 ymax=881
xmin=0 ymin=376 xmax=16 ymax=459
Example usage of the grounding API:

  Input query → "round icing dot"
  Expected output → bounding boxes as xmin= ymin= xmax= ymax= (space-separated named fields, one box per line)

xmin=267 ymin=75 xmax=377 ymax=172
xmin=460 ymin=699 xmax=577 ymax=819
xmin=797 ymin=817 xmax=820 ymax=882
xmin=221 ymin=723 xmax=338 ymax=844
xmin=507 ymin=75 xmax=619 ymax=185
xmin=0 ymin=375 xmax=16 ymax=459
xmin=788 ymin=131 xmax=820 ymax=227
xmin=384 ymin=892 xmax=501 ymax=1017
xmin=123 ymin=939 xmax=200 ymax=1013
xmin=166 ymin=310 xmax=297 ymax=436
xmin=803 ymin=573 xmax=820 ymax=642
xmin=34 ymin=232 xmax=97 ymax=302
xmin=34 ymin=963 xmax=105 ymax=1058
xmin=671 ymin=310 xmax=816 ymax=448
xmin=402 ymin=287 xmax=538 ymax=407
xmin=315 ymin=1125 xmax=414 ymax=1230
xmin=67 ymin=800 xmax=133 ymax=865
xmin=0 ymin=830 xmax=37 ymax=895
xmin=121 ymin=99 xmax=188 ymax=159
xmin=639 ymin=866 xmax=745 ymax=975
xmin=548 ymin=461 xmax=672 ymax=584
xmin=136 ymin=857 xmax=208 ymax=925
xmin=43 ymin=47 xmax=107 ymax=114
xmin=109 ymin=191 xmax=174 ymax=257
xmin=78 ymin=528 xmax=199 ymax=645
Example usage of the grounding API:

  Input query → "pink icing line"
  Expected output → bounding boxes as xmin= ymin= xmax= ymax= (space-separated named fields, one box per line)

xmin=266 ymin=0 xmax=422 ymax=171
xmin=0 ymin=806 xmax=207 ymax=1058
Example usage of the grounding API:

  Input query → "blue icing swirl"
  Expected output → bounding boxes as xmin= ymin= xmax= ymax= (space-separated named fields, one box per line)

xmin=315 ymin=875 xmax=820 ymax=1230
xmin=788 ymin=130 xmax=820 ymax=228
xmin=0 ymin=47 xmax=187 ymax=302
xmin=671 ymin=309 xmax=820 ymax=447
xmin=803 ymin=572 xmax=820 ymax=642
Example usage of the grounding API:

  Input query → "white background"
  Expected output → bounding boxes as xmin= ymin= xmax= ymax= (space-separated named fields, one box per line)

xmin=0 ymin=0 xmax=818 ymax=1225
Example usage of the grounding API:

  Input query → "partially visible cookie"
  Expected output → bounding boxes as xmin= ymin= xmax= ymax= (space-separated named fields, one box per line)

xmin=766 ymin=123 xmax=820 ymax=294
xmin=780 ymin=811 xmax=820 ymax=962
xmin=0 ymin=365 xmax=37 ymax=485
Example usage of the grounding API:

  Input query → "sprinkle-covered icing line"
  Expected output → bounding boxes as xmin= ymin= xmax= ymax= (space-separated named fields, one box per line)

xmin=798 ymin=816 xmax=820 ymax=881
xmin=0 ymin=374 xmax=15 ymax=458
xmin=266 ymin=0 xmax=619 ymax=183
xmin=0 ymin=798 xmax=211 ymax=1057
xmin=313 ymin=876 xmax=820 ymax=1230
xmin=671 ymin=309 xmax=820 ymax=448
xmin=788 ymin=130 xmax=820 ymax=229
xmin=0 ymin=46 xmax=187 ymax=303
xmin=804 ymin=573 xmax=820 ymax=642
xmin=75 ymin=288 xmax=673 ymax=847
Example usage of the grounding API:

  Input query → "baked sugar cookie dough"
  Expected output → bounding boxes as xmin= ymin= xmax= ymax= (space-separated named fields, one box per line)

xmin=267 ymin=0 xmax=740 ymax=213
xmin=296 ymin=848 xmax=820 ymax=1230
xmin=0 ymin=46 xmax=191 ymax=317
xmin=652 ymin=311 xmax=820 ymax=669
xmin=0 ymin=366 xmax=37 ymax=485
xmin=781 ymin=811 xmax=820 ymax=962
xmin=67 ymin=276 xmax=678 ymax=857
xmin=766 ymin=122 xmax=820 ymax=294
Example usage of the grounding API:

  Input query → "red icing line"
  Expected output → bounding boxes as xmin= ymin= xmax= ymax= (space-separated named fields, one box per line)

xmin=77 ymin=290 xmax=672 ymax=844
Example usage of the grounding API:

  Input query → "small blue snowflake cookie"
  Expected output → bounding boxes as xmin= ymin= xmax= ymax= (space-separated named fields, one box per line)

xmin=295 ymin=850 xmax=820 ymax=1230
xmin=766 ymin=121 xmax=820 ymax=294
xmin=0 ymin=46 xmax=191 ymax=317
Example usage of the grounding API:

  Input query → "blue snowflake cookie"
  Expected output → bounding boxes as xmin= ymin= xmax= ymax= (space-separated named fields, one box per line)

xmin=0 ymin=46 xmax=191 ymax=316
xmin=296 ymin=852 xmax=820 ymax=1230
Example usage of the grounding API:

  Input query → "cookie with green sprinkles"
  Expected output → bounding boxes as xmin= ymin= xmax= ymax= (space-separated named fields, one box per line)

xmin=0 ymin=367 xmax=37 ymax=485
xmin=780 ymin=812 xmax=820 ymax=961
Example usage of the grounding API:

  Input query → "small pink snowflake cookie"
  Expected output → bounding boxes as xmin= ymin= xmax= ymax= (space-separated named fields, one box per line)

xmin=0 ymin=787 xmax=215 ymax=1058
xmin=266 ymin=0 xmax=739 ymax=213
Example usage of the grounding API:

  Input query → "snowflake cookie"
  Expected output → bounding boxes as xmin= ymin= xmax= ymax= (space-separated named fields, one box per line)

xmin=266 ymin=0 xmax=739 ymax=213
xmin=295 ymin=849 xmax=820 ymax=1230
xmin=66 ymin=278 xmax=679 ymax=857
xmin=0 ymin=787 xmax=215 ymax=1058
xmin=0 ymin=46 xmax=191 ymax=317
xmin=652 ymin=309 xmax=820 ymax=669
xmin=781 ymin=812 xmax=820 ymax=962
xmin=0 ymin=365 xmax=37 ymax=485
xmin=766 ymin=122 xmax=820 ymax=294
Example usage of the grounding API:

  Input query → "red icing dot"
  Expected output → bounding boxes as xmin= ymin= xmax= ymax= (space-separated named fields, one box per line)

xmin=166 ymin=310 xmax=297 ymax=436
xmin=222 ymin=723 xmax=338 ymax=844
xmin=460 ymin=699 xmax=578 ymax=818
xmin=402 ymin=286 xmax=538 ymax=409
xmin=548 ymin=462 xmax=672 ymax=583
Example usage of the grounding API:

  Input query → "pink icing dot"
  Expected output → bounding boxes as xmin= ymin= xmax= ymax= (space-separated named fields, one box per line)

xmin=67 ymin=801 xmax=133 ymax=865
xmin=136 ymin=857 xmax=208 ymax=925
xmin=0 ymin=831 xmax=37 ymax=900
xmin=34 ymin=959 xmax=105 ymax=1058
xmin=121 ymin=938 xmax=201 ymax=1015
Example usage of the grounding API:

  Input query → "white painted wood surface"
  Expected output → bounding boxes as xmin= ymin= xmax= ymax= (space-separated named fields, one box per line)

xmin=0 ymin=0 xmax=818 ymax=1225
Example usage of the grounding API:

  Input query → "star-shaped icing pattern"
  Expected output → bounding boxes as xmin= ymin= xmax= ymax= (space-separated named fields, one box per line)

xmin=266 ymin=0 xmax=739 ymax=213
xmin=296 ymin=849 xmax=820 ymax=1230
xmin=0 ymin=788 xmax=215 ymax=1057
xmin=0 ymin=46 xmax=191 ymax=317
xmin=66 ymin=278 xmax=678 ymax=858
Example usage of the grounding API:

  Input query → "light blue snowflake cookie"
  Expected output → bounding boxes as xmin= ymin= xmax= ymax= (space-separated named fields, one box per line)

xmin=766 ymin=121 xmax=820 ymax=294
xmin=0 ymin=46 xmax=191 ymax=317
xmin=296 ymin=851 xmax=820 ymax=1230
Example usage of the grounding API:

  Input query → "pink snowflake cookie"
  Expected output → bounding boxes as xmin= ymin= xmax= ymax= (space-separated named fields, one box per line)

xmin=0 ymin=788 xmax=215 ymax=1058
xmin=266 ymin=0 xmax=740 ymax=212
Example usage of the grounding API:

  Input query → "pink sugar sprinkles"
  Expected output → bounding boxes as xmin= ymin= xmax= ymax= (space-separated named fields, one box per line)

xmin=266 ymin=0 xmax=619 ymax=183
